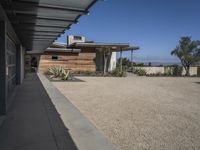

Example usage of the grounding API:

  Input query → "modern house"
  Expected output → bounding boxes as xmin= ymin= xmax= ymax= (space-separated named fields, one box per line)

xmin=0 ymin=1 xmax=137 ymax=149
xmin=0 ymin=0 xmax=97 ymax=120
xmin=25 ymin=35 xmax=135 ymax=74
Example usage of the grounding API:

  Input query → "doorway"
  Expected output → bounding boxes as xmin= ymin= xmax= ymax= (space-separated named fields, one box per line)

xmin=31 ymin=56 xmax=38 ymax=72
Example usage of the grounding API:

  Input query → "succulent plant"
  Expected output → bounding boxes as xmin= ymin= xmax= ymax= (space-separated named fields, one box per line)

xmin=47 ymin=66 xmax=70 ymax=80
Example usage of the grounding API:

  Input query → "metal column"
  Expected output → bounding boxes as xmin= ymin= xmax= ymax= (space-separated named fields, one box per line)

xmin=131 ymin=49 xmax=133 ymax=71
xmin=120 ymin=49 xmax=123 ymax=73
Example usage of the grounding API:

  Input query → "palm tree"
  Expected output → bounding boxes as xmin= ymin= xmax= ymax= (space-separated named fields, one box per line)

xmin=171 ymin=37 xmax=200 ymax=76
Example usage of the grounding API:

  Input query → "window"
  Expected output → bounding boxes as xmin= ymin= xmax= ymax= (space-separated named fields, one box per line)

xmin=52 ymin=55 xmax=58 ymax=60
xmin=74 ymin=36 xmax=82 ymax=40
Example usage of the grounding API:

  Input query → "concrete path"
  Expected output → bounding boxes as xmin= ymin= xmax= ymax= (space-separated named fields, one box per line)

xmin=0 ymin=73 xmax=78 ymax=150
xmin=0 ymin=73 xmax=116 ymax=150
xmin=38 ymin=73 xmax=116 ymax=150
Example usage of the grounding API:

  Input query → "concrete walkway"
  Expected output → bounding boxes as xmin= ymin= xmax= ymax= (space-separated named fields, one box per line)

xmin=0 ymin=73 xmax=78 ymax=150
xmin=38 ymin=74 xmax=116 ymax=150
xmin=0 ymin=73 xmax=116 ymax=150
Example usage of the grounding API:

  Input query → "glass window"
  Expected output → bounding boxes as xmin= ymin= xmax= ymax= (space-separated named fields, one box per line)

xmin=52 ymin=55 xmax=58 ymax=60
xmin=74 ymin=36 xmax=82 ymax=40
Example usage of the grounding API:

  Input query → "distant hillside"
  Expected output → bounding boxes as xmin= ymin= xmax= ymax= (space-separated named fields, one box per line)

xmin=135 ymin=62 xmax=181 ymax=66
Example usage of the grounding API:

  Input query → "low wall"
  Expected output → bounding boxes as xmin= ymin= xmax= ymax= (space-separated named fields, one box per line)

xmin=135 ymin=67 xmax=198 ymax=76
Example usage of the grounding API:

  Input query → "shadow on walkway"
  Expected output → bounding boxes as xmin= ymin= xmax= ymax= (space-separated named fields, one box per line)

xmin=0 ymin=73 xmax=78 ymax=150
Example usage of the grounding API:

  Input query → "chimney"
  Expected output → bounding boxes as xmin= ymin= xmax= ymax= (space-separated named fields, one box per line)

xmin=67 ymin=35 xmax=86 ymax=45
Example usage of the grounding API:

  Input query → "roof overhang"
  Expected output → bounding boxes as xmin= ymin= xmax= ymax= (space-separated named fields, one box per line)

xmin=69 ymin=42 xmax=130 ymax=48
xmin=46 ymin=47 xmax=81 ymax=53
xmin=119 ymin=46 xmax=140 ymax=52
xmin=0 ymin=0 xmax=97 ymax=52
xmin=69 ymin=42 xmax=140 ymax=52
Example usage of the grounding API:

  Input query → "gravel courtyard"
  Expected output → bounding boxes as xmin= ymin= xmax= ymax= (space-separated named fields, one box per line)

xmin=52 ymin=77 xmax=200 ymax=150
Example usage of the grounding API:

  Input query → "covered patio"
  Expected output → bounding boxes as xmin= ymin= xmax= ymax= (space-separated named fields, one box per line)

xmin=69 ymin=42 xmax=140 ymax=73
xmin=0 ymin=0 xmax=116 ymax=149
xmin=0 ymin=0 xmax=97 ymax=116
xmin=0 ymin=73 xmax=77 ymax=150
xmin=0 ymin=73 xmax=115 ymax=150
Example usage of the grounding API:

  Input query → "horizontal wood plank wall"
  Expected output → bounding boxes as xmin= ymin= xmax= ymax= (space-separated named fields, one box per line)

xmin=38 ymin=48 xmax=96 ymax=73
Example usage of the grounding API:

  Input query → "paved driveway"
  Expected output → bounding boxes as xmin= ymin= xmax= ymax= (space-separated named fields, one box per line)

xmin=53 ymin=77 xmax=200 ymax=150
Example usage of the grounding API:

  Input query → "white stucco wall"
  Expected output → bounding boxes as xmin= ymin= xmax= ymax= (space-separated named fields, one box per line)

xmin=135 ymin=67 xmax=198 ymax=75
xmin=136 ymin=67 xmax=165 ymax=74
xmin=182 ymin=67 xmax=197 ymax=75
xmin=67 ymin=35 xmax=85 ymax=45
xmin=108 ymin=52 xmax=116 ymax=71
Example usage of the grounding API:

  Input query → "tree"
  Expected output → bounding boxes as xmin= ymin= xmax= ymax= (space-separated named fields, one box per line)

xmin=117 ymin=58 xmax=136 ymax=69
xmin=171 ymin=37 xmax=200 ymax=76
xmin=101 ymin=46 xmax=111 ymax=75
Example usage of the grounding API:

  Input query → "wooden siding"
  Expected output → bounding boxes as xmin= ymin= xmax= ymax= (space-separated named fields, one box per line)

xmin=38 ymin=49 xmax=96 ymax=73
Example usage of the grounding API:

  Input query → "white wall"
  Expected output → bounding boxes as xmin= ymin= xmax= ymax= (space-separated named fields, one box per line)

xmin=67 ymin=35 xmax=85 ymax=45
xmin=135 ymin=67 xmax=198 ymax=75
xmin=182 ymin=67 xmax=197 ymax=76
xmin=108 ymin=52 xmax=116 ymax=71
xmin=135 ymin=67 xmax=165 ymax=74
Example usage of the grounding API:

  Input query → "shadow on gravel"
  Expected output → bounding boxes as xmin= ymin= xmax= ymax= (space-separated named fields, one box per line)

xmin=194 ymin=82 xmax=200 ymax=85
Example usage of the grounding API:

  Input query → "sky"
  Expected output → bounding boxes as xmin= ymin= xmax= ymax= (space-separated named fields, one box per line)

xmin=56 ymin=0 xmax=200 ymax=63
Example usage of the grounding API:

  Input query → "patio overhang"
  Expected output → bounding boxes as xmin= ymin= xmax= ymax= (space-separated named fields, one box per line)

xmin=121 ymin=46 xmax=140 ymax=51
xmin=0 ymin=0 xmax=97 ymax=52
xmin=69 ymin=42 xmax=130 ymax=49
xmin=68 ymin=42 xmax=140 ymax=52
xmin=45 ymin=47 xmax=81 ymax=53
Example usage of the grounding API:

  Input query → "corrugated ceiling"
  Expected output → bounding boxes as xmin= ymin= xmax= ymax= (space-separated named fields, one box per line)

xmin=0 ymin=0 xmax=97 ymax=52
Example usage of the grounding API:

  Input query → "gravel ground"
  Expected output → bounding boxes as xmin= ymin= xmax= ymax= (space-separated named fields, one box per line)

xmin=52 ymin=77 xmax=200 ymax=150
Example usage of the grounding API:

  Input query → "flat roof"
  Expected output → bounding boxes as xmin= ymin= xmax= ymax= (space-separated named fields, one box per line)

xmin=46 ymin=48 xmax=81 ymax=53
xmin=0 ymin=0 xmax=97 ymax=52
xmin=69 ymin=42 xmax=130 ymax=48
xmin=68 ymin=42 xmax=140 ymax=51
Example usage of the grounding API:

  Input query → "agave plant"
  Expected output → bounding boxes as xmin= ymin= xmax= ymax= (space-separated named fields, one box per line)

xmin=47 ymin=66 xmax=70 ymax=80
xmin=61 ymin=68 xmax=69 ymax=80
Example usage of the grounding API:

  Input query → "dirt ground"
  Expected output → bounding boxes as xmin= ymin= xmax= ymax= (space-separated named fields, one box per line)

xmin=52 ymin=76 xmax=200 ymax=150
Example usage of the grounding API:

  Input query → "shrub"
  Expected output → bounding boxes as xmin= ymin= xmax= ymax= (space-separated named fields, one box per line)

xmin=171 ymin=65 xmax=183 ymax=76
xmin=133 ymin=68 xmax=147 ymax=76
xmin=163 ymin=72 xmax=172 ymax=76
xmin=112 ymin=66 xmax=127 ymax=77
xmin=197 ymin=67 xmax=200 ymax=77
xmin=47 ymin=66 xmax=69 ymax=80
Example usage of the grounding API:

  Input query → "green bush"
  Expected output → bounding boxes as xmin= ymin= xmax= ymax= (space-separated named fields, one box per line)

xmin=112 ymin=66 xmax=127 ymax=77
xmin=47 ymin=66 xmax=69 ymax=80
xmin=197 ymin=67 xmax=200 ymax=77
xmin=163 ymin=72 xmax=172 ymax=76
xmin=133 ymin=68 xmax=147 ymax=76
xmin=171 ymin=65 xmax=183 ymax=76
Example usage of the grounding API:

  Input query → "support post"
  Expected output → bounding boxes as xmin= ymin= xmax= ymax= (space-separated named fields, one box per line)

xmin=0 ymin=21 xmax=7 ymax=115
xmin=120 ymin=49 xmax=123 ymax=73
xmin=131 ymin=49 xmax=133 ymax=71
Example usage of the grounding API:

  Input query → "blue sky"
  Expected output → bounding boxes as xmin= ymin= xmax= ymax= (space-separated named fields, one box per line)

xmin=57 ymin=0 xmax=200 ymax=63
